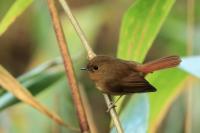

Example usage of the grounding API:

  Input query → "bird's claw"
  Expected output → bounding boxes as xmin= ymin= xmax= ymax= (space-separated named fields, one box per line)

xmin=106 ymin=102 xmax=116 ymax=112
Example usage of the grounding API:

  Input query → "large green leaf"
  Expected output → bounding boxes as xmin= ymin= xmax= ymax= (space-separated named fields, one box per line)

xmin=117 ymin=0 xmax=175 ymax=62
xmin=157 ymin=79 xmax=200 ymax=133
xmin=0 ymin=0 xmax=33 ymax=36
xmin=116 ymin=0 xmax=176 ymax=132
xmin=158 ymin=94 xmax=186 ymax=133
xmin=147 ymin=68 xmax=188 ymax=132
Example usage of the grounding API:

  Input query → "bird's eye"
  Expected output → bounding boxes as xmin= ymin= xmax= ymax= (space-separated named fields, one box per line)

xmin=93 ymin=65 xmax=98 ymax=70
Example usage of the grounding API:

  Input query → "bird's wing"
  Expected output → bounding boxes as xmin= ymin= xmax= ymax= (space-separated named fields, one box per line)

xmin=106 ymin=73 xmax=156 ymax=95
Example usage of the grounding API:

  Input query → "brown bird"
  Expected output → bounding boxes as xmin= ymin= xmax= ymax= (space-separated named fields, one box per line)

xmin=81 ymin=55 xmax=181 ymax=95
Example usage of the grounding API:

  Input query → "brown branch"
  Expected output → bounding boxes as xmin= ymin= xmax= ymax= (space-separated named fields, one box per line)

xmin=58 ymin=0 xmax=95 ymax=60
xmin=47 ymin=0 xmax=89 ymax=132
xmin=185 ymin=0 xmax=195 ymax=132
xmin=58 ymin=0 xmax=124 ymax=133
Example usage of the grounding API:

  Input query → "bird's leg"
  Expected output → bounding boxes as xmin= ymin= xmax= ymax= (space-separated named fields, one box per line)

xmin=106 ymin=95 xmax=122 ymax=112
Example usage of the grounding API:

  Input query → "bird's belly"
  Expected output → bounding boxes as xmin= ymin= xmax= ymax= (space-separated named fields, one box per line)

xmin=95 ymin=82 xmax=108 ymax=93
xmin=95 ymin=82 xmax=124 ymax=95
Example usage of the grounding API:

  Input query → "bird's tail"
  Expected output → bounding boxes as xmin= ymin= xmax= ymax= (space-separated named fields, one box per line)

xmin=136 ymin=55 xmax=181 ymax=73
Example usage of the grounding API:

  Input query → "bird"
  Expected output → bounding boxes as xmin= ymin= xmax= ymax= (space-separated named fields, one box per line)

xmin=81 ymin=55 xmax=181 ymax=110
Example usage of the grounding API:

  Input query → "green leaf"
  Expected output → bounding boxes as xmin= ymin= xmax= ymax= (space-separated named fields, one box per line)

xmin=111 ymin=94 xmax=149 ymax=133
xmin=147 ymin=68 xmax=188 ymax=132
xmin=0 ymin=58 xmax=65 ymax=110
xmin=157 ymin=79 xmax=200 ymax=133
xmin=116 ymin=0 xmax=184 ymax=132
xmin=117 ymin=0 xmax=175 ymax=62
xmin=159 ymin=93 xmax=186 ymax=133
xmin=0 ymin=0 xmax=33 ymax=36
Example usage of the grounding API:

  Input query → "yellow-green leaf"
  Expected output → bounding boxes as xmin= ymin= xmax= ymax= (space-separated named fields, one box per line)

xmin=147 ymin=69 xmax=188 ymax=132
xmin=118 ymin=0 xmax=175 ymax=62
xmin=116 ymin=0 xmax=187 ymax=133
xmin=0 ymin=0 xmax=33 ymax=36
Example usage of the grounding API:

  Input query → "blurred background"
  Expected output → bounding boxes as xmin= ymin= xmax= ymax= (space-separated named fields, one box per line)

xmin=0 ymin=0 xmax=199 ymax=133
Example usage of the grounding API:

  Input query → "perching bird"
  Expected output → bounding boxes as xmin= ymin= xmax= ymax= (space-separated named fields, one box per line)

xmin=81 ymin=55 xmax=181 ymax=95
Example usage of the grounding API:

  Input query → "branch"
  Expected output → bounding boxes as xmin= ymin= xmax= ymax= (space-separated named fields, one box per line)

xmin=104 ymin=95 xmax=124 ymax=133
xmin=58 ymin=0 xmax=95 ymax=60
xmin=58 ymin=0 xmax=124 ymax=132
xmin=47 ymin=0 xmax=89 ymax=132
xmin=185 ymin=0 xmax=195 ymax=132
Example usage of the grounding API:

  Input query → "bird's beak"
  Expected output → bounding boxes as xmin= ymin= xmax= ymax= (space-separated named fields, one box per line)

xmin=80 ymin=68 xmax=88 ymax=71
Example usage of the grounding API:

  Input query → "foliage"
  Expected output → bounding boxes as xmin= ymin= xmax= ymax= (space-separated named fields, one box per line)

xmin=0 ymin=58 xmax=64 ymax=110
xmin=0 ymin=0 xmax=33 ymax=36
xmin=0 ymin=0 xmax=199 ymax=133
xmin=116 ymin=0 xmax=188 ymax=132
xmin=118 ymin=0 xmax=176 ymax=62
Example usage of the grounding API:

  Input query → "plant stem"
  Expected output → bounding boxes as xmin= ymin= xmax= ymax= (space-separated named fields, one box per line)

xmin=58 ymin=0 xmax=95 ymax=60
xmin=104 ymin=94 xmax=124 ymax=133
xmin=47 ymin=0 xmax=89 ymax=132
xmin=58 ymin=0 xmax=124 ymax=133
xmin=185 ymin=0 xmax=195 ymax=132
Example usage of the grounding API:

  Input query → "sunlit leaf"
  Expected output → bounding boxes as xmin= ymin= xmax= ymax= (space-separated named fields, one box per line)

xmin=116 ymin=0 xmax=176 ymax=132
xmin=147 ymin=68 xmax=188 ymax=132
xmin=118 ymin=0 xmax=176 ymax=62
xmin=158 ymin=78 xmax=200 ymax=133
xmin=158 ymin=91 xmax=186 ymax=133
xmin=0 ymin=0 xmax=33 ymax=36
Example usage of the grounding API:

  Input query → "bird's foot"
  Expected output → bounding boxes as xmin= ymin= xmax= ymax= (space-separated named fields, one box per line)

xmin=106 ymin=102 xmax=116 ymax=112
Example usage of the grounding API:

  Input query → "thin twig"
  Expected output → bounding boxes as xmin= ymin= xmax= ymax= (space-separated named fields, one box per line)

xmin=58 ymin=0 xmax=95 ymax=60
xmin=58 ymin=0 xmax=124 ymax=133
xmin=185 ymin=0 xmax=195 ymax=132
xmin=47 ymin=0 xmax=89 ymax=132
xmin=104 ymin=94 xmax=124 ymax=133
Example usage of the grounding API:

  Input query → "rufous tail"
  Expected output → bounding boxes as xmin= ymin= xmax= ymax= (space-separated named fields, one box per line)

xmin=136 ymin=55 xmax=181 ymax=73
